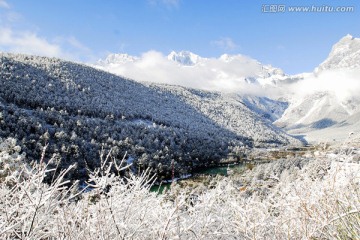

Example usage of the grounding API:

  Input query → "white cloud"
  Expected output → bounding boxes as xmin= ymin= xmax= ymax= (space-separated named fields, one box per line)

xmin=0 ymin=27 xmax=95 ymax=62
xmin=0 ymin=27 xmax=62 ymax=57
xmin=0 ymin=0 xmax=9 ymax=9
xmin=288 ymin=69 xmax=360 ymax=101
xmin=95 ymin=51 xmax=360 ymax=99
xmin=0 ymin=2 xmax=94 ymax=62
xmin=211 ymin=37 xmax=238 ymax=51
xmin=0 ymin=4 xmax=62 ymax=56
xmin=95 ymin=51 xmax=267 ymax=94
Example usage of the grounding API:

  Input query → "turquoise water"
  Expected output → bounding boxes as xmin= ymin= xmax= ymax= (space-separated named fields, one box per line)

xmin=150 ymin=163 xmax=246 ymax=193
xmin=150 ymin=183 xmax=171 ymax=194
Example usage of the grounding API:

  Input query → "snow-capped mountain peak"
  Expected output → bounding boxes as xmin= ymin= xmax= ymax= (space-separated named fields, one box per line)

xmin=97 ymin=53 xmax=138 ymax=66
xmin=260 ymin=65 xmax=285 ymax=77
xmin=315 ymin=34 xmax=360 ymax=72
xmin=167 ymin=51 xmax=202 ymax=66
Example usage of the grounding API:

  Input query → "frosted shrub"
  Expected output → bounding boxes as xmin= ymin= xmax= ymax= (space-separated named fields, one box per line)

xmin=0 ymin=137 xmax=26 ymax=182
xmin=0 ymin=144 xmax=359 ymax=239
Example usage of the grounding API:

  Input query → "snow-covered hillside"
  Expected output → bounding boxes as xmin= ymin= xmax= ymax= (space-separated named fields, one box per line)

xmin=275 ymin=91 xmax=351 ymax=129
xmin=0 ymin=53 xmax=300 ymax=180
xmin=240 ymin=96 xmax=289 ymax=122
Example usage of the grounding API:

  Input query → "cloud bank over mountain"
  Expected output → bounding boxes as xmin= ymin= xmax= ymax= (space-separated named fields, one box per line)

xmin=94 ymin=51 xmax=286 ymax=95
xmin=288 ymin=69 xmax=360 ymax=102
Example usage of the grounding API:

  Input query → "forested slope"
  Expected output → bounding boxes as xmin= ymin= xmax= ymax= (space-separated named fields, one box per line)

xmin=0 ymin=53 xmax=300 ymax=179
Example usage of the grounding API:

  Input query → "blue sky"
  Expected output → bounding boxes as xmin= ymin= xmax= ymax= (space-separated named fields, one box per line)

xmin=0 ymin=0 xmax=359 ymax=74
